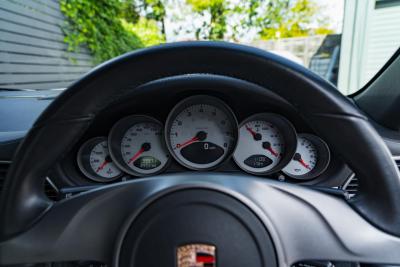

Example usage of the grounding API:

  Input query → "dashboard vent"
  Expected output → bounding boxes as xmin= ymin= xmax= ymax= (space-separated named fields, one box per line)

xmin=342 ymin=174 xmax=358 ymax=198
xmin=45 ymin=178 xmax=59 ymax=201
xmin=343 ymin=158 xmax=400 ymax=199
xmin=396 ymin=158 xmax=400 ymax=171
xmin=0 ymin=162 xmax=10 ymax=197
xmin=0 ymin=162 xmax=58 ymax=201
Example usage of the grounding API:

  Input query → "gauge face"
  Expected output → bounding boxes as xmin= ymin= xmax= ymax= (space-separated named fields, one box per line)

xmin=282 ymin=137 xmax=317 ymax=176
xmin=233 ymin=113 xmax=297 ymax=175
xmin=77 ymin=137 xmax=122 ymax=182
xmin=109 ymin=115 xmax=169 ymax=176
xmin=165 ymin=95 xmax=238 ymax=170
xmin=282 ymin=134 xmax=330 ymax=180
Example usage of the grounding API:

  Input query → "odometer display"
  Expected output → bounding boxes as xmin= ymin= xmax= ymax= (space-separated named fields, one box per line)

xmin=166 ymin=96 xmax=238 ymax=170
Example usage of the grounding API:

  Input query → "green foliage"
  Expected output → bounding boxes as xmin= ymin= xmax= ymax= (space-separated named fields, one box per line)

xmin=185 ymin=0 xmax=332 ymax=41
xmin=60 ymin=0 xmax=335 ymax=63
xmin=122 ymin=17 xmax=165 ymax=46
xmin=239 ymin=0 xmax=334 ymax=40
xmin=125 ymin=0 xmax=167 ymax=34
xmin=187 ymin=0 xmax=228 ymax=40
xmin=60 ymin=0 xmax=144 ymax=63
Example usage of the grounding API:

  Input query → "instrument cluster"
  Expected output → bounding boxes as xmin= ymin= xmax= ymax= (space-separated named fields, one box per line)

xmin=76 ymin=95 xmax=331 ymax=183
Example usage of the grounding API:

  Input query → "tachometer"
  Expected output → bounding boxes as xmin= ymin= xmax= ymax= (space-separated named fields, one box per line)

xmin=165 ymin=95 xmax=238 ymax=170
xmin=109 ymin=115 xmax=170 ymax=176
xmin=233 ymin=113 xmax=297 ymax=175
xmin=77 ymin=137 xmax=123 ymax=182
xmin=282 ymin=134 xmax=330 ymax=180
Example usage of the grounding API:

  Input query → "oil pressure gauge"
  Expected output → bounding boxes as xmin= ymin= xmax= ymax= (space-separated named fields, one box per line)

xmin=282 ymin=134 xmax=330 ymax=180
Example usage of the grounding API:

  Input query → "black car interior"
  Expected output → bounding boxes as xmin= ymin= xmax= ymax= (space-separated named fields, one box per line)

xmin=1 ymin=42 xmax=400 ymax=267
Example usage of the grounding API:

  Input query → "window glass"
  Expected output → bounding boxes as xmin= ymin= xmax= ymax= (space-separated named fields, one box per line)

xmin=0 ymin=0 xmax=397 ymax=95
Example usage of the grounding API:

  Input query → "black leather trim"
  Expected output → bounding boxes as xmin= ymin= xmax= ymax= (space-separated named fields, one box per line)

xmin=1 ymin=41 xmax=399 ymax=238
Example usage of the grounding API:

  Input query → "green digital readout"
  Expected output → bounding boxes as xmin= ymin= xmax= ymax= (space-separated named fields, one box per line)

xmin=133 ymin=156 xmax=161 ymax=170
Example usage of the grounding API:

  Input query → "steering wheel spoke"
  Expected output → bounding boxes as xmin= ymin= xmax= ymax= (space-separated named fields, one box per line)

xmin=0 ymin=182 xmax=158 ymax=265
xmin=2 ymin=175 xmax=400 ymax=266
xmin=242 ymin=178 xmax=400 ymax=265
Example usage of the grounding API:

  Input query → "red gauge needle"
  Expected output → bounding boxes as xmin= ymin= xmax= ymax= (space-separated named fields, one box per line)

xmin=262 ymin=141 xmax=279 ymax=157
xmin=96 ymin=155 xmax=112 ymax=173
xmin=96 ymin=160 xmax=109 ymax=173
xmin=293 ymin=153 xmax=311 ymax=170
xmin=128 ymin=143 xmax=151 ymax=164
xmin=176 ymin=136 xmax=198 ymax=149
xmin=245 ymin=125 xmax=262 ymax=141
xmin=176 ymin=131 xmax=207 ymax=149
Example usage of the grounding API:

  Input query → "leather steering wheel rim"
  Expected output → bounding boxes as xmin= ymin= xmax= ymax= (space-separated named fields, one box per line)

xmin=1 ymin=42 xmax=400 ymax=266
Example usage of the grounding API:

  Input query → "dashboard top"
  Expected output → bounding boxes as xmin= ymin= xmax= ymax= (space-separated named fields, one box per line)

xmin=0 ymin=74 xmax=399 ymax=194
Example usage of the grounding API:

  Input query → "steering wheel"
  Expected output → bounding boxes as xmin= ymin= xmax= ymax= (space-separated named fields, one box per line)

xmin=1 ymin=42 xmax=400 ymax=266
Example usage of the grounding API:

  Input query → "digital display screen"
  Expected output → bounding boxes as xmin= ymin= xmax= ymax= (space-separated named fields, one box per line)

xmin=134 ymin=156 xmax=161 ymax=170
xmin=244 ymin=154 xmax=273 ymax=168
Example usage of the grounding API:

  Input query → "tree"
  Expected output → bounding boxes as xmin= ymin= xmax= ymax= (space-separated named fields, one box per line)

xmin=186 ymin=0 xmax=228 ymax=40
xmin=122 ymin=17 xmax=166 ymax=46
xmin=123 ymin=0 xmax=167 ymax=36
xmin=239 ymin=0 xmax=333 ymax=40
xmin=184 ymin=0 xmax=333 ymax=41
xmin=61 ymin=0 xmax=144 ymax=63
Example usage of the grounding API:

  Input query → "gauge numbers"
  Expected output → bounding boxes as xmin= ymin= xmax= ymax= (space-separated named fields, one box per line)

xmin=109 ymin=115 xmax=169 ymax=176
xmin=121 ymin=121 xmax=169 ymax=175
xmin=282 ymin=134 xmax=330 ymax=180
xmin=234 ymin=120 xmax=284 ymax=172
xmin=283 ymin=137 xmax=317 ymax=176
xmin=77 ymin=137 xmax=122 ymax=182
xmin=166 ymin=96 xmax=238 ymax=170
xmin=233 ymin=113 xmax=297 ymax=175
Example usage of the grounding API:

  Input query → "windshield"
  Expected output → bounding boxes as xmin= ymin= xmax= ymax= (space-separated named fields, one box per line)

xmin=0 ymin=0 xmax=399 ymax=95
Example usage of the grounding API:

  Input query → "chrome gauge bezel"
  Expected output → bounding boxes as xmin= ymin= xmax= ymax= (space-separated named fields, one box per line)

xmin=233 ymin=113 xmax=298 ymax=175
xmin=77 ymin=136 xmax=123 ymax=182
xmin=165 ymin=95 xmax=239 ymax=171
xmin=282 ymin=133 xmax=331 ymax=180
xmin=108 ymin=115 xmax=170 ymax=177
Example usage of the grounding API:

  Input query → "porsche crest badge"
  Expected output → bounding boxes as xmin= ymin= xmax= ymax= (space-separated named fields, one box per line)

xmin=177 ymin=244 xmax=216 ymax=267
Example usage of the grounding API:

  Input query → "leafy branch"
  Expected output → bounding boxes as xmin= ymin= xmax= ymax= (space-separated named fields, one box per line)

xmin=60 ymin=0 xmax=144 ymax=64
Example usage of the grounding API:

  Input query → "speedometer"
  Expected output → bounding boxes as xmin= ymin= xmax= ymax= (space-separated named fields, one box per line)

xmin=165 ymin=95 xmax=238 ymax=170
xmin=109 ymin=115 xmax=170 ymax=176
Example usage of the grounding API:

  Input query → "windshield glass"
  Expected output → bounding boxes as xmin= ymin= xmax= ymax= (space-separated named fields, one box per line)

xmin=0 ymin=0 xmax=399 ymax=94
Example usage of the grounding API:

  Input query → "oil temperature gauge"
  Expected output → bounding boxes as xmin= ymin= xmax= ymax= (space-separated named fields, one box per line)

xmin=282 ymin=134 xmax=330 ymax=180
xmin=233 ymin=113 xmax=297 ymax=175
xmin=77 ymin=137 xmax=123 ymax=182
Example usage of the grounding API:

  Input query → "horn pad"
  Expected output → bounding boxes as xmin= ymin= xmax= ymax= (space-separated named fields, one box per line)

xmin=119 ymin=189 xmax=277 ymax=267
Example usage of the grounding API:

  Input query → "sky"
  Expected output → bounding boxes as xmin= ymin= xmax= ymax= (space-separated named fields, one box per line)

xmin=164 ymin=0 xmax=345 ymax=42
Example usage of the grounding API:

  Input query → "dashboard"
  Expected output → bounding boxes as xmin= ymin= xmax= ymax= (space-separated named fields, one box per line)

xmin=50 ymin=74 xmax=352 ymax=190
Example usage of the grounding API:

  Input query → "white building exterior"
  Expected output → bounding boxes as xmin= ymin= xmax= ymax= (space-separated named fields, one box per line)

xmin=338 ymin=0 xmax=400 ymax=94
